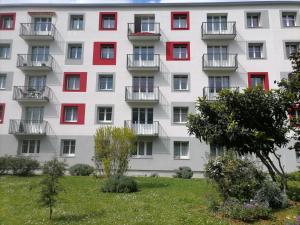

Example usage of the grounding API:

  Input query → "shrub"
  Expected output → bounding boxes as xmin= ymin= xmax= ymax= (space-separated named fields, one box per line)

xmin=174 ymin=166 xmax=193 ymax=179
xmin=101 ymin=175 xmax=138 ymax=193
xmin=254 ymin=181 xmax=288 ymax=209
xmin=288 ymin=171 xmax=300 ymax=181
xmin=0 ymin=156 xmax=11 ymax=175
xmin=9 ymin=156 xmax=40 ymax=176
xmin=220 ymin=198 xmax=271 ymax=222
xmin=69 ymin=164 xmax=94 ymax=176
xmin=149 ymin=173 xmax=159 ymax=177
xmin=205 ymin=153 xmax=266 ymax=201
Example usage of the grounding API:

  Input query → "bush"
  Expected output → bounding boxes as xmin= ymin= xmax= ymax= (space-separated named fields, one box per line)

xmin=42 ymin=159 xmax=66 ymax=177
xmin=0 ymin=156 xmax=11 ymax=175
xmin=149 ymin=173 xmax=159 ymax=177
xmin=174 ymin=166 xmax=193 ymax=179
xmin=69 ymin=164 xmax=94 ymax=176
xmin=9 ymin=156 xmax=40 ymax=176
xmin=288 ymin=171 xmax=300 ymax=181
xmin=205 ymin=153 xmax=266 ymax=201
xmin=220 ymin=198 xmax=271 ymax=222
xmin=101 ymin=175 xmax=138 ymax=193
xmin=254 ymin=181 xmax=288 ymax=209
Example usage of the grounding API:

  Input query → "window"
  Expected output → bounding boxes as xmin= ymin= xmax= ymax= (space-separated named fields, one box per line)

xmin=282 ymin=12 xmax=296 ymax=27
xmin=21 ymin=140 xmax=40 ymax=154
xmin=133 ymin=15 xmax=155 ymax=33
xmin=166 ymin=42 xmax=190 ymax=61
xmin=70 ymin=15 xmax=84 ymax=30
xmin=296 ymin=149 xmax=300 ymax=162
xmin=247 ymin=13 xmax=260 ymax=28
xmin=207 ymin=15 xmax=228 ymax=32
xmin=98 ymin=74 xmax=113 ymax=91
xmin=248 ymin=72 xmax=269 ymax=90
xmin=248 ymin=43 xmax=264 ymax=59
xmin=63 ymin=72 xmax=87 ymax=92
xmin=61 ymin=104 xmax=85 ymax=124
xmin=0 ymin=74 xmax=6 ymax=90
xmin=285 ymin=42 xmax=300 ymax=57
xmin=61 ymin=140 xmax=76 ymax=156
xmin=0 ymin=44 xmax=11 ymax=59
xmin=171 ymin=12 xmax=189 ymax=30
xmin=132 ymin=108 xmax=153 ymax=124
xmin=99 ymin=12 xmax=117 ymax=30
xmin=174 ymin=141 xmax=189 ymax=159
xmin=173 ymin=75 xmax=188 ymax=91
xmin=133 ymin=141 xmax=152 ymax=158
xmin=0 ymin=104 xmax=5 ymax=123
xmin=289 ymin=105 xmax=300 ymax=126
xmin=93 ymin=42 xmax=116 ymax=65
xmin=0 ymin=13 xmax=16 ymax=30
xmin=97 ymin=107 xmax=112 ymax=123
xmin=67 ymin=44 xmax=82 ymax=59
xmin=210 ymin=144 xmax=225 ymax=158
xmin=173 ymin=107 xmax=188 ymax=123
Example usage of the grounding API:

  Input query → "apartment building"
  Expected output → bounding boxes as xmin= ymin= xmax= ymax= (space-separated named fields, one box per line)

xmin=0 ymin=1 xmax=299 ymax=176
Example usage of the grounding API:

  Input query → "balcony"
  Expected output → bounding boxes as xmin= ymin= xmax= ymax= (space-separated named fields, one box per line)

xmin=124 ymin=120 xmax=159 ymax=136
xmin=127 ymin=54 xmax=160 ymax=71
xmin=9 ymin=120 xmax=48 ymax=136
xmin=20 ymin=23 xmax=56 ymax=40
xmin=125 ymin=86 xmax=159 ymax=103
xmin=201 ymin=22 xmax=236 ymax=40
xmin=127 ymin=23 xmax=161 ymax=41
xmin=13 ymin=86 xmax=51 ymax=104
xmin=17 ymin=54 xmax=54 ymax=71
xmin=203 ymin=87 xmax=239 ymax=101
xmin=202 ymin=54 xmax=238 ymax=71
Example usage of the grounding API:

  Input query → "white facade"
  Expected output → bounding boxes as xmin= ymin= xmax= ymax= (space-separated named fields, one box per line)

xmin=0 ymin=1 xmax=299 ymax=176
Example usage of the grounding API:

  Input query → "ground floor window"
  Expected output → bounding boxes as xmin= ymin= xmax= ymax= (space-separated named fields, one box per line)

xmin=210 ymin=144 xmax=225 ymax=158
xmin=61 ymin=139 xmax=76 ymax=156
xmin=133 ymin=141 xmax=152 ymax=158
xmin=21 ymin=140 xmax=40 ymax=154
xmin=174 ymin=141 xmax=189 ymax=159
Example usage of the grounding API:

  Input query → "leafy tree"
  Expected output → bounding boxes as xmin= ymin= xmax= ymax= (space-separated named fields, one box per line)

xmin=39 ymin=158 xmax=66 ymax=219
xmin=94 ymin=127 xmax=136 ymax=177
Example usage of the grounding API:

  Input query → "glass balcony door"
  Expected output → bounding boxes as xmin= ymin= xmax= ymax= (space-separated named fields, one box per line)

xmin=22 ymin=107 xmax=44 ymax=133
xmin=133 ymin=46 xmax=154 ymax=67
xmin=208 ymin=76 xmax=229 ymax=100
xmin=207 ymin=46 xmax=228 ymax=67
xmin=132 ymin=76 xmax=154 ymax=100
xmin=34 ymin=17 xmax=52 ymax=33
xmin=134 ymin=15 xmax=155 ymax=33
xmin=207 ymin=16 xmax=227 ymax=33
xmin=132 ymin=108 xmax=154 ymax=135
xmin=31 ymin=46 xmax=49 ymax=65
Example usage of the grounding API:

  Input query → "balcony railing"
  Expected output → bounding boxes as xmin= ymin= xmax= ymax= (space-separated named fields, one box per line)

xmin=20 ymin=23 xmax=56 ymax=40
xmin=17 ymin=54 xmax=54 ymax=71
xmin=201 ymin=22 xmax=236 ymax=39
xmin=13 ymin=86 xmax=51 ymax=103
xmin=128 ymin=23 xmax=161 ymax=40
xmin=9 ymin=120 xmax=48 ymax=135
xmin=127 ymin=54 xmax=160 ymax=71
xmin=125 ymin=86 xmax=159 ymax=103
xmin=124 ymin=120 xmax=159 ymax=136
xmin=202 ymin=54 xmax=238 ymax=71
xmin=203 ymin=87 xmax=239 ymax=101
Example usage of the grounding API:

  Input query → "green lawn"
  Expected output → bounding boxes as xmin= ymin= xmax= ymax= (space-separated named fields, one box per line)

xmin=0 ymin=176 xmax=299 ymax=225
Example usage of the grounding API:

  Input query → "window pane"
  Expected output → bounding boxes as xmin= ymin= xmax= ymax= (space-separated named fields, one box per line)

xmin=0 ymin=44 xmax=10 ymax=59
xmin=174 ymin=142 xmax=180 ymax=157
xmin=146 ymin=142 xmax=152 ymax=155
xmin=22 ymin=140 xmax=28 ymax=153
xmin=29 ymin=140 xmax=35 ymax=153
xmin=138 ymin=142 xmax=145 ymax=155
xmin=181 ymin=142 xmax=189 ymax=156
xmin=67 ymin=75 xmax=80 ymax=90
xmin=102 ymin=15 xmax=115 ymax=29
xmin=0 ymin=75 xmax=6 ymax=89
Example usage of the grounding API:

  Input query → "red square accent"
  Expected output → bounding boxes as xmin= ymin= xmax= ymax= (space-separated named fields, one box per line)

xmin=171 ymin=12 xmax=190 ymax=30
xmin=0 ymin=13 xmax=16 ymax=30
xmin=63 ymin=72 xmax=87 ymax=92
xmin=99 ymin=12 xmax=117 ymax=30
xmin=93 ymin=42 xmax=117 ymax=65
xmin=248 ymin=72 xmax=269 ymax=91
xmin=0 ymin=103 xmax=5 ymax=124
xmin=288 ymin=104 xmax=300 ymax=127
xmin=166 ymin=42 xmax=190 ymax=61
xmin=60 ymin=104 xmax=85 ymax=125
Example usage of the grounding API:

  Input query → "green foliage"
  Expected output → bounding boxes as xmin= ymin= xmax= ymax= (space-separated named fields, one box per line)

xmin=288 ymin=171 xmax=300 ymax=181
xmin=220 ymin=198 xmax=271 ymax=222
xmin=101 ymin=175 xmax=138 ymax=193
xmin=174 ymin=166 xmax=193 ymax=179
xmin=254 ymin=181 xmax=288 ymax=209
xmin=39 ymin=158 xmax=66 ymax=219
xmin=69 ymin=164 xmax=94 ymax=176
xmin=205 ymin=153 xmax=266 ymax=201
xmin=0 ymin=156 xmax=40 ymax=176
xmin=94 ymin=126 xmax=136 ymax=177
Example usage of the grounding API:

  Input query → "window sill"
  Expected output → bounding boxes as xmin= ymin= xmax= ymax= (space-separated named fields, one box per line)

xmin=169 ymin=58 xmax=190 ymax=61
xmin=61 ymin=155 xmax=75 ymax=158
xmin=132 ymin=156 xmax=153 ymax=159
xmin=248 ymin=57 xmax=267 ymax=60
xmin=173 ymin=157 xmax=190 ymax=160
xmin=97 ymin=121 xmax=113 ymax=124
xmin=173 ymin=89 xmax=190 ymax=92
xmin=172 ymin=122 xmax=187 ymax=126
xmin=98 ymin=89 xmax=114 ymax=92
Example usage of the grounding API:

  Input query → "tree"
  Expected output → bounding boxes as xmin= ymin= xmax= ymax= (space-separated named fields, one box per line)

xmin=39 ymin=158 xmax=66 ymax=219
xmin=94 ymin=127 xmax=136 ymax=177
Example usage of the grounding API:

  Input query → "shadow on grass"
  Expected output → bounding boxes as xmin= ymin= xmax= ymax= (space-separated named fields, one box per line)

xmin=52 ymin=210 xmax=105 ymax=222
xmin=138 ymin=179 xmax=170 ymax=189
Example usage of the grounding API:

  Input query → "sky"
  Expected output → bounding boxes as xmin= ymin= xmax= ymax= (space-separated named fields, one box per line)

xmin=1 ymin=0 xmax=300 ymax=4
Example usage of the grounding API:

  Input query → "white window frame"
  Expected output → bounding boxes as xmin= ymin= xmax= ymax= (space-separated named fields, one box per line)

xmin=173 ymin=75 xmax=188 ymax=91
xmin=133 ymin=141 xmax=153 ymax=158
xmin=173 ymin=107 xmax=188 ymax=123
xmin=173 ymin=14 xmax=187 ymax=29
xmin=285 ymin=42 xmax=299 ymax=57
xmin=174 ymin=141 xmax=189 ymax=160
xmin=282 ymin=12 xmax=296 ymax=27
xmin=66 ymin=75 xmax=80 ymax=91
xmin=2 ymin=15 xmax=14 ymax=29
xmin=247 ymin=13 xmax=261 ymax=28
xmin=248 ymin=43 xmax=264 ymax=59
xmin=98 ymin=74 xmax=113 ymax=91
xmin=68 ymin=44 xmax=82 ymax=59
xmin=97 ymin=107 xmax=113 ymax=123
xmin=173 ymin=44 xmax=188 ymax=59
xmin=210 ymin=144 xmax=226 ymax=158
xmin=0 ymin=74 xmax=6 ymax=90
xmin=70 ymin=14 xmax=84 ymax=30
xmin=61 ymin=139 xmax=76 ymax=157
xmin=0 ymin=44 xmax=11 ymax=59
xmin=64 ymin=106 xmax=78 ymax=122
xmin=101 ymin=45 xmax=114 ymax=59
xmin=21 ymin=140 xmax=40 ymax=155
xmin=102 ymin=14 xmax=116 ymax=29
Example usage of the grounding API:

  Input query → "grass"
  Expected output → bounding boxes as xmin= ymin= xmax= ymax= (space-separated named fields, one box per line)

xmin=0 ymin=176 xmax=299 ymax=225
